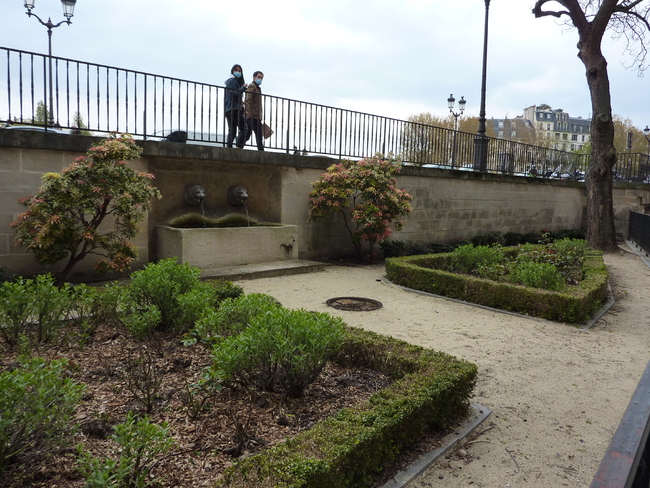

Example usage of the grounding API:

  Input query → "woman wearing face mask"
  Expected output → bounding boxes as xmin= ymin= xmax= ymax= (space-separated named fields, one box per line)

xmin=225 ymin=64 xmax=248 ymax=148
xmin=245 ymin=71 xmax=265 ymax=151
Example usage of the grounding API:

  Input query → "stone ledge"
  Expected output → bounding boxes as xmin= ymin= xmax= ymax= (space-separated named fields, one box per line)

xmin=200 ymin=259 xmax=327 ymax=281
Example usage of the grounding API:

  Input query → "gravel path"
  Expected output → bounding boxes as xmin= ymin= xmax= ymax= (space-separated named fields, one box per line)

xmin=236 ymin=243 xmax=650 ymax=487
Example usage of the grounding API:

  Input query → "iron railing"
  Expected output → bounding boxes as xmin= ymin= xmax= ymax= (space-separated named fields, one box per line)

xmin=1 ymin=46 xmax=649 ymax=182
xmin=629 ymin=211 xmax=650 ymax=257
xmin=591 ymin=358 xmax=650 ymax=488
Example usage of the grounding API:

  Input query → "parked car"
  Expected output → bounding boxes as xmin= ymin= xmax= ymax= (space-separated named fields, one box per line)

xmin=2 ymin=125 xmax=69 ymax=135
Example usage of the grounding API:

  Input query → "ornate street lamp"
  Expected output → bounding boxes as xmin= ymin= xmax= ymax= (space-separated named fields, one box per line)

xmin=24 ymin=0 xmax=77 ymax=127
xmin=644 ymin=126 xmax=650 ymax=154
xmin=473 ymin=0 xmax=491 ymax=172
xmin=448 ymin=94 xmax=466 ymax=168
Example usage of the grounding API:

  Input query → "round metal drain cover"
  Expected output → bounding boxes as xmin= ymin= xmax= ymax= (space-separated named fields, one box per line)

xmin=326 ymin=297 xmax=382 ymax=311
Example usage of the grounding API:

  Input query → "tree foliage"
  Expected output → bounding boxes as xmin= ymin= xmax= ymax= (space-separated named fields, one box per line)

xmin=533 ymin=0 xmax=650 ymax=251
xmin=12 ymin=133 xmax=161 ymax=285
xmin=401 ymin=112 xmax=497 ymax=166
xmin=308 ymin=156 xmax=412 ymax=260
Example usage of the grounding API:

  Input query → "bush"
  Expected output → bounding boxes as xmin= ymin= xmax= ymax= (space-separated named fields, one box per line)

xmin=212 ymin=308 xmax=345 ymax=398
xmin=0 ymin=357 xmax=84 ymax=474
xmin=450 ymin=244 xmax=505 ymax=274
xmin=124 ymin=259 xmax=215 ymax=335
xmin=514 ymin=261 xmax=565 ymax=291
xmin=69 ymin=282 xmax=125 ymax=345
xmin=204 ymin=280 xmax=244 ymax=305
xmin=0 ymin=274 xmax=73 ymax=347
xmin=11 ymin=134 xmax=161 ymax=286
xmin=78 ymin=412 xmax=173 ymax=488
xmin=186 ymin=293 xmax=282 ymax=346
xmin=471 ymin=231 xmax=503 ymax=247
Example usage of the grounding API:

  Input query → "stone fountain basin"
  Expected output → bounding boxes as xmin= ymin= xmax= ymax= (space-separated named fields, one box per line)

xmin=156 ymin=224 xmax=298 ymax=269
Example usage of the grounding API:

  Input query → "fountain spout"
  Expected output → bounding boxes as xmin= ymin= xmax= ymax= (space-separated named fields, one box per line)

xmin=227 ymin=185 xmax=248 ymax=206
xmin=184 ymin=184 xmax=207 ymax=206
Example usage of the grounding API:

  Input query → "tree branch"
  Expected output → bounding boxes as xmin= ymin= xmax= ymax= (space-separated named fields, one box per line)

xmin=532 ymin=0 xmax=570 ymax=18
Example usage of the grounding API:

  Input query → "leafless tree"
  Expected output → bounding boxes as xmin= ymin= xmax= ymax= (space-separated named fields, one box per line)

xmin=533 ymin=0 xmax=650 ymax=250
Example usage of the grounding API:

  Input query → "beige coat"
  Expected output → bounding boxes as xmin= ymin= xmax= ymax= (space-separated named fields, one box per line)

xmin=245 ymin=82 xmax=263 ymax=120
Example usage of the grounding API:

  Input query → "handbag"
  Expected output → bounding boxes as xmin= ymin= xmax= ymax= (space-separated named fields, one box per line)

xmin=262 ymin=123 xmax=274 ymax=139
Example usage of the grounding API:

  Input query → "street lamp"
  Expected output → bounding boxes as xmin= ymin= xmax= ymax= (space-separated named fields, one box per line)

xmin=24 ymin=0 xmax=77 ymax=127
xmin=448 ymin=94 xmax=466 ymax=168
xmin=473 ymin=0 xmax=491 ymax=172
xmin=644 ymin=126 xmax=650 ymax=153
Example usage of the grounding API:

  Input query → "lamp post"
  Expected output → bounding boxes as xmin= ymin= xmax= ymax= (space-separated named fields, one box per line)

xmin=644 ymin=126 xmax=650 ymax=154
xmin=24 ymin=0 xmax=77 ymax=128
xmin=447 ymin=94 xmax=466 ymax=168
xmin=473 ymin=0 xmax=491 ymax=172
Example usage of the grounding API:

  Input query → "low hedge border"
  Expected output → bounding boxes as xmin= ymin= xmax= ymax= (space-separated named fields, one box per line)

xmin=385 ymin=250 xmax=608 ymax=324
xmin=218 ymin=326 xmax=477 ymax=487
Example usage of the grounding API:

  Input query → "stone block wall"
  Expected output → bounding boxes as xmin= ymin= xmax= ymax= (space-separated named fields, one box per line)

xmin=0 ymin=130 xmax=647 ymax=280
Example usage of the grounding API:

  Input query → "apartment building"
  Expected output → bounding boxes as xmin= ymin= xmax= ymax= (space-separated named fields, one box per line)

xmin=522 ymin=105 xmax=591 ymax=152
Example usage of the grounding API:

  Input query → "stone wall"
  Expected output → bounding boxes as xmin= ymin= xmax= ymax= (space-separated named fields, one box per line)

xmin=0 ymin=130 xmax=648 ymax=280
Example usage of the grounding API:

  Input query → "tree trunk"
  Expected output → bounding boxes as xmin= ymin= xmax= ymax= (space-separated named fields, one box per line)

xmin=580 ymin=39 xmax=619 ymax=251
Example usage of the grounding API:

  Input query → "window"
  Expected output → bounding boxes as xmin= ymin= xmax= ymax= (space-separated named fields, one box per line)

xmin=511 ymin=131 xmax=517 ymax=138
xmin=498 ymin=130 xmax=504 ymax=138
xmin=547 ymin=124 xmax=551 ymax=130
xmin=562 ymin=133 xmax=568 ymax=140
xmin=498 ymin=120 xmax=504 ymax=128
xmin=555 ymin=133 xmax=560 ymax=139
xmin=571 ymin=144 xmax=575 ymax=151
xmin=572 ymin=134 xmax=578 ymax=141
xmin=582 ymin=135 xmax=586 ymax=142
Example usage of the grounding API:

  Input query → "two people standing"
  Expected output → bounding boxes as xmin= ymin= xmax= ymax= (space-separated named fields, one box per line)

xmin=224 ymin=65 xmax=266 ymax=152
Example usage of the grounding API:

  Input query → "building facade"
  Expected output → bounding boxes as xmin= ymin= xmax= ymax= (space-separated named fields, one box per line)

xmin=522 ymin=105 xmax=591 ymax=152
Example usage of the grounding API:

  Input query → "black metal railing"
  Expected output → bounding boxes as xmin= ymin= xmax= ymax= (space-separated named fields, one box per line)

xmin=629 ymin=211 xmax=650 ymax=257
xmin=591 ymin=358 xmax=650 ymax=488
xmin=1 ymin=46 xmax=649 ymax=182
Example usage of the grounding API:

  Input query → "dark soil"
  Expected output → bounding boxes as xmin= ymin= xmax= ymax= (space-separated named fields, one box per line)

xmin=1 ymin=323 xmax=447 ymax=487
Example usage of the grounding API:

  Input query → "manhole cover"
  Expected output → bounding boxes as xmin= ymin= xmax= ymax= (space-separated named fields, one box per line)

xmin=326 ymin=297 xmax=382 ymax=311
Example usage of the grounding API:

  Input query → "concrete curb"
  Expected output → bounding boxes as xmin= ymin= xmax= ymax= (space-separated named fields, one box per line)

xmin=379 ymin=403 xmax=492 ymax=488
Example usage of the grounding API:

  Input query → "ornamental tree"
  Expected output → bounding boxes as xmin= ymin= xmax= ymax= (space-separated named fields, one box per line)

xmin=308 ymin=156 xmax=412 ymax=261
xmin=12 ymin=133 xmax=161 ymax=285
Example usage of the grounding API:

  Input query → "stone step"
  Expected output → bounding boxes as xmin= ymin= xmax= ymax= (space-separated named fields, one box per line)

xmin=199 ymin=259 xmax=327 ymax=281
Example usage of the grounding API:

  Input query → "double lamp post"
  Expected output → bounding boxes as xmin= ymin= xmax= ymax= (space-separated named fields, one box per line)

xmin=23 ymin=0 xmax=77 ymax=128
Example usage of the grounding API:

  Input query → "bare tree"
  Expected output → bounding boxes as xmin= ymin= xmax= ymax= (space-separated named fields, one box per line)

xmin=533 ymin=0 xmax=650 ymax=250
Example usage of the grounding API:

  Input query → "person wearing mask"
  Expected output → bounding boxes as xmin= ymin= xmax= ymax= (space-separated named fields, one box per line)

xmin=245 ymin=71 xmax=265 ymax=151
xmin=224 ymin=64 xmax=248 ymax=148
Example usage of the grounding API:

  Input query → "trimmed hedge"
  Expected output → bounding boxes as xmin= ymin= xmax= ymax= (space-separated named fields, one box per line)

xmin=218 ymin=326 xmax=477 ymax=487
xmin=385 ymin=250 xmax=608 ymax=324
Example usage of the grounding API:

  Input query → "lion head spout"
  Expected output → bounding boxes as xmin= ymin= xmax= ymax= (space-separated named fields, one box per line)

xmin=227 ymin=186 xmax=248 ymax=206
xmin=184 ymin=184 xmax=207 ymax=206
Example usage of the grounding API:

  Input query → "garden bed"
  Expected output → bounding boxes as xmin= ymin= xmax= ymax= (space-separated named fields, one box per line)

xmin=385 ymin=250 xmax=608 ymax=324
xmin=1 ymin=324 xmax=476 ymax=488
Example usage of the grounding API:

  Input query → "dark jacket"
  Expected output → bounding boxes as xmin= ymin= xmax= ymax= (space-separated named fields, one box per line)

xmin=225 ymin=76 xmax=246 ymax=113
xmin=245 ymin=82 xmax=263 ymax=120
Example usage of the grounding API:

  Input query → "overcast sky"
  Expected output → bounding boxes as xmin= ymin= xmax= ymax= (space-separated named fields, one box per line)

xmin=0 ymin=0 xmax=647 ymax=129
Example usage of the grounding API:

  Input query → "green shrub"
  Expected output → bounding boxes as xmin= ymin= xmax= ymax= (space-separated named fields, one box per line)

xmin=77 ymin=412 xmax=173 ymax=488
xmin=450 ymin=244 xmax=505 ymax=273
xmin=186 ymin=293 xmax=281 ymax=346
xmin=0 ymin=357 xmax=84 ymax=474
xmin=471 ymin=231 xmax=503 ymax=247
xmin=124 ymin=259 xmax=215 ymax=335
xmin=514 ymin=261 xmax=565 ymax=291
xmin=204 ymin=279 xmax=244 ymax=305
xmin=212 ymin=308 xmax=345 ymax=398
xmin=517 ymin=238 xmax=586 ymax=284
xmin=0 ymin=274 xmax=73 ymax=347
xmin=69 ymin=282 xmax=125 ymax=345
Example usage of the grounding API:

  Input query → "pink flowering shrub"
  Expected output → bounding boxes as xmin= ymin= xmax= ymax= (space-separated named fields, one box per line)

xmin=308 ymin=156 xmax=412 ymax=261
xmin=12 ymin=133 xmax=161 ymax=285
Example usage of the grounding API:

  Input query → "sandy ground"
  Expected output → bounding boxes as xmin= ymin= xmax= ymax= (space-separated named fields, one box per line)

xmin=234 ymin=242 xmax=650 ymax=488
